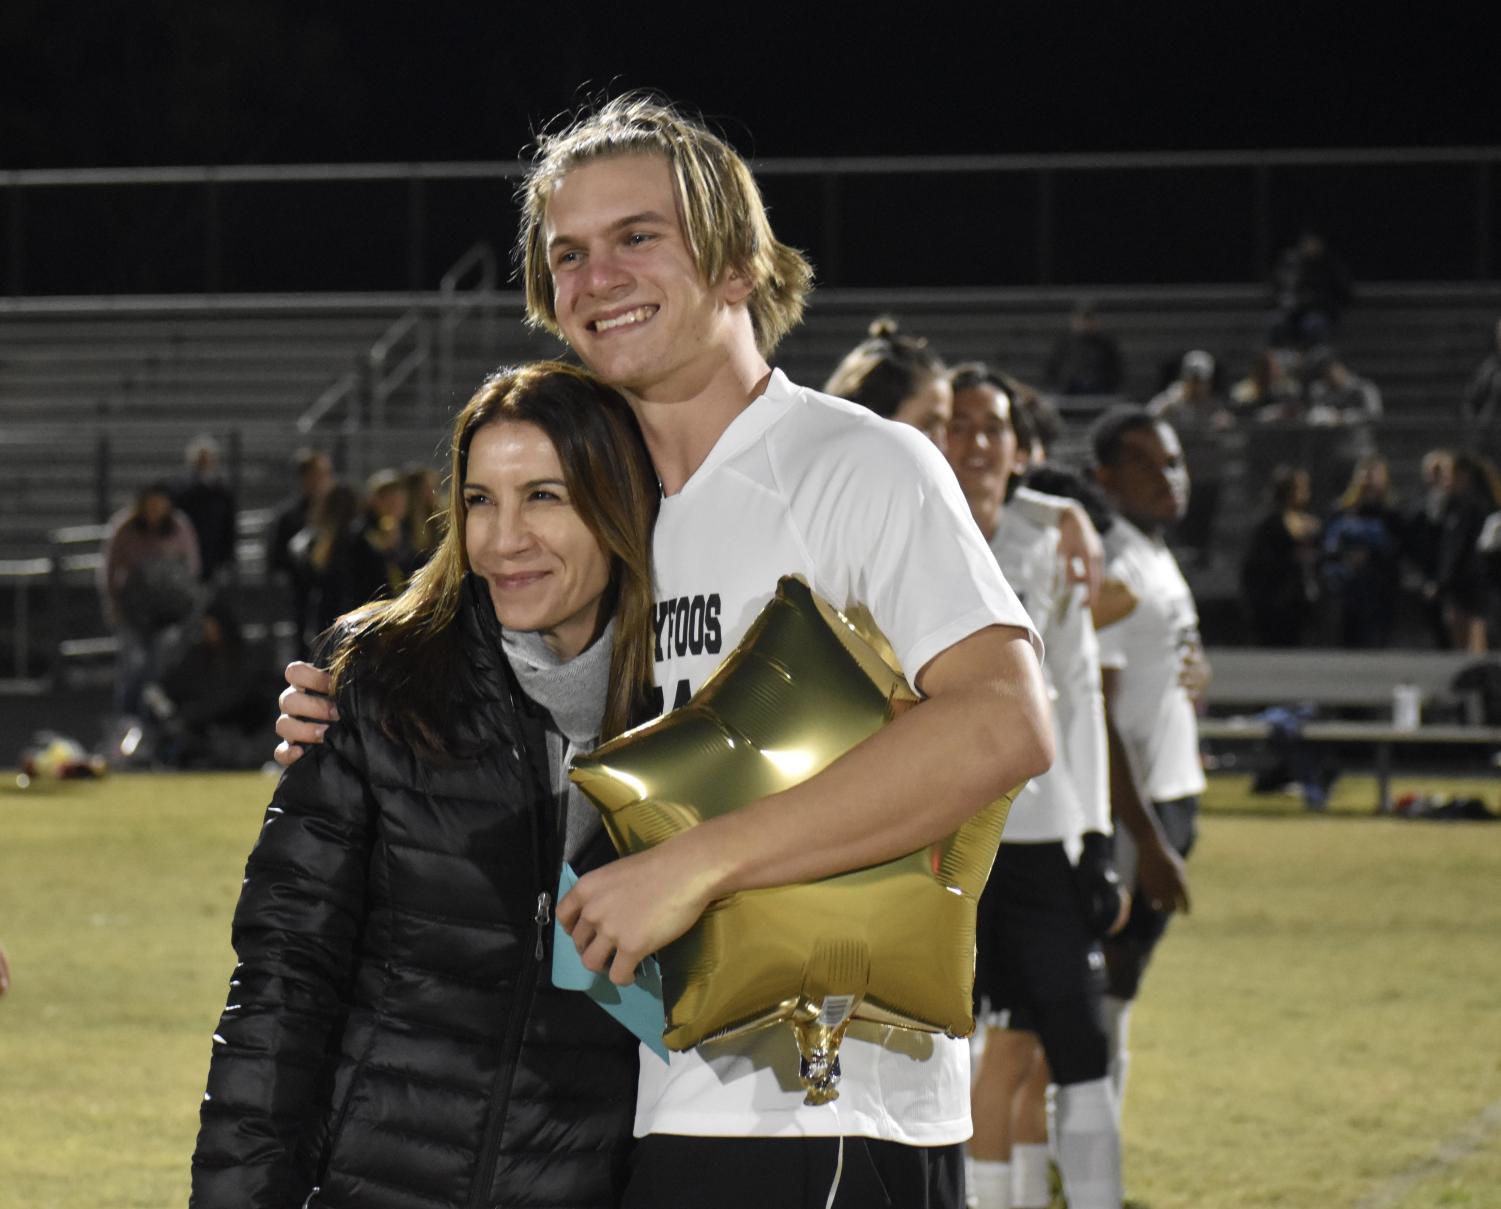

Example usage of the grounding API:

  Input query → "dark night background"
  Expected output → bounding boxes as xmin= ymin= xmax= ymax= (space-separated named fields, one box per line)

xmin=3 ymin=4 xmax=1497 ymax=166
xmin=2 ymin=3 xmax=1498 ymax=292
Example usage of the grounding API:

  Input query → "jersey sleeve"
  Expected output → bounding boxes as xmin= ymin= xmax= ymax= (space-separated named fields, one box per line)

xmin=1047 ymin=585 xmax=1112 ymax=837
xmin=1093 ymin=551 xmax=1139 ymax=672
xmin=1009 ymin=485 xmax=1071 ymax=531
xmin=791 ymin=420 xmax=1040 ymax=685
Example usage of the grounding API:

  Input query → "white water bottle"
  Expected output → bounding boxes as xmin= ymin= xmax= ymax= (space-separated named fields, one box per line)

xmin=1392 ymin=682 xmax=1421 ymax=731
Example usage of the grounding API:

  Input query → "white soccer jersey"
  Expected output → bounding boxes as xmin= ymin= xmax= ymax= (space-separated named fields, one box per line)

xmin=1095 ymin=517 xmax=1206 ymax=803
xmin=988 ymin=502 xmax=1110 ymax=854
xmin=636 ymin=369 xmax=1039 ymax=1145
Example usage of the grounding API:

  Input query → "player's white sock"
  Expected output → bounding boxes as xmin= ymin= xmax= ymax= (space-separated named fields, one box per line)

xmin=970 ymin=1158 xmax=1012 ymax=1209
xmin=1055 ymin=1077 xmax=1123 ymax=1209
xmin=1103 ymin=994 xmax=1132 ymax=1121
xmin=1011 ymin=1142 xmax=1051 ymax=1208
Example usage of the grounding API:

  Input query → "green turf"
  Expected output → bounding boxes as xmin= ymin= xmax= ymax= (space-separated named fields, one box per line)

xmin=1126 ymin=774 xmax=1501 ymax=1209
xmin=0 ymin=770 xmax=1497 ymax=1207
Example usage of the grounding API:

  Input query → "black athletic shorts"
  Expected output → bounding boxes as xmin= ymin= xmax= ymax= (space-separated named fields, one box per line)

xmin=1104 ymin=795 xmax=1199 ymax=1001
xmin=972 ymin=840 xmax=1109 ymax=1086
xmin=621 ymin=1134 xmax=964 ymax=1209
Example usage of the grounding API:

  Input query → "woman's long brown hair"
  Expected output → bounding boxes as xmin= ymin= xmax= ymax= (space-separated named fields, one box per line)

xmin=328 ymin=361 xmax=659 ymax=755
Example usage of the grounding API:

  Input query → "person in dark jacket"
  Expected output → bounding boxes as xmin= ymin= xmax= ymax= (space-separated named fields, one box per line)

xmin=288 ymin=482 xmax=362 ymax=652
xmin=267 ymin=449 xmax=336 ymax=657
xmin=191 ymin=362 xmax=661 ymax=1209
xmin=171 ymin=435 xmax=239 ymax=585
xmin=1433 ymin=453 xmax=1501 ymax=652
xmin=1241 ymin=465 xmax=1320 ymax=646
xmin=1323 ymin=456 xmax=1403 ymax=648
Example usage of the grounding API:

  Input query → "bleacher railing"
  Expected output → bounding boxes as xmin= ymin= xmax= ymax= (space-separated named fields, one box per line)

xmin=4 ymin=146 xmax=1499 ymax=295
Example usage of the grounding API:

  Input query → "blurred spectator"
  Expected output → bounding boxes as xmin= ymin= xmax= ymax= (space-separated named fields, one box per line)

xmin=0 ymin=939 xmax=8 ymax=996
xmin=144 ymin=597 xmax=275 ymax=768
xmin=170 ymin=435 xmax=238 ymax=585
xmin=1323 ymin=457 xmax=1403 ymax=648
xmin=1269 ymin=228 xmax=1352 ymax=347
xmin=1434 ymin=454 xmax=1501 ymax=653
xmin=1044 ymin=300 xmax=1125 ymax=395
xmin=402 ymin=463 xmax=443 ymax=568
xmin=1231 ymin=347 xmax=1301 ymax=419
xmin=1406 ymin=450 xmax=1457 ymax=648
xmin=266 ymin=449 xmax=334 ymax=654
xmin=1148 ymin=350 xmax=1234 ymax=431
xmin=1241 ymin=466 xmax=1320 ymax=646
xmin=1460 ymin=317 xmax=1501 ymax=452
xmin=288 ymin=483 xmax=361 ymax=650
xmin=348 ymin=468 xmax=414 ymax=609
xmin=824 ymin=315 xmax=950 ymax=448
xmin=1149 ymin=351 xmax=1230 ymax=563
xmin=100 ymin=482 xmax=201 ymax=717
xmin=1301 ymin=345 xmax=1382 ymax=427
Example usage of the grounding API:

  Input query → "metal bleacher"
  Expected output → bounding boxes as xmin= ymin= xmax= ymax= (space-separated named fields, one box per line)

xmin=3 ymin=279 xmax=1493 ymax=538
xmin=2 ymin=226 xmax=1499 ymax=690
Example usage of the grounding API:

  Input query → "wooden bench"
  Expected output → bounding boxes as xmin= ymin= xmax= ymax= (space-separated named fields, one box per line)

xmin=1200 ymin=648 xmax=1501 ymax=810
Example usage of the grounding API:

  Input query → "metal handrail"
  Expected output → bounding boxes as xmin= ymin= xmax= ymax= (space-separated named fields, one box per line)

xmin=296 ymin=244 xmax=497 ymax=438
xmin=438 ymin=242 xmax=498 ymax=408
xmin=296 ymin=368 xmax=362 ymax=433
xmin=369 ymin=307 xmax=432 ymax=427
xmin=7 ymin=146 xmax=1501 ymax=189
xmin=9 ymin=146 xmax=1501 ymax=297
xmin=440 ymin=241 xmax=498 ymax=294
xmin=0 ymin=558 xmax=50 ymax=690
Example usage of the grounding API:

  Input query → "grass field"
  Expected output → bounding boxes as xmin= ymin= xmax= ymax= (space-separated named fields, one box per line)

xmin=0 ymin=770 xmax=1498 ymax=1208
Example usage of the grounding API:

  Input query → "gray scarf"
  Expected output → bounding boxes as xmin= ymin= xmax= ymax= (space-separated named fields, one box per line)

xmin=500 ymin=619 xmax=613 ymax=861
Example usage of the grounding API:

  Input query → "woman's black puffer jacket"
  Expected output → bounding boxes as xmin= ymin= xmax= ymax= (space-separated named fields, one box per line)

xmin=190 ymin=578 xmax=638 ymax=1208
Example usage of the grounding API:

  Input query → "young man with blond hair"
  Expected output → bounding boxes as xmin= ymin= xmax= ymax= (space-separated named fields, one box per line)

xmin=278 ymin=94 xmax=1052 ymax=1208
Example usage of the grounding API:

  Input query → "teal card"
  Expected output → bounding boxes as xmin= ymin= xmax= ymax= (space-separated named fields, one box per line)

xmin=552 ymin=863 xmax=670 ymax=1062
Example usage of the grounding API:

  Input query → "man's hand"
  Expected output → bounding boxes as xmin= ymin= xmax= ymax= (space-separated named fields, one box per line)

xmin=0 ymin=940 xmax=10 ymax=997
xmin=1056 ymin=502 xmax=1104 ymax=608
xmin=1136 ymin=838 xmax=1191 ymax=914
xmin=557 ymin=833 xmax=725 ymax=985
xmin=273 ymin=661 xmax=338 ymax=766
xmin=1178 ymin=645 xmax=1213 ymax=703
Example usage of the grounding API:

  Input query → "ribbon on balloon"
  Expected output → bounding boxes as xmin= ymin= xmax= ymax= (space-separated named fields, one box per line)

xmin=570 ymin=575 xmax=1021 ymax=1105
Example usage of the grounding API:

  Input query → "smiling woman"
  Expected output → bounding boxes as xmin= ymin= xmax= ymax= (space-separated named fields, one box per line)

xmin=189 ymin=361 xmax=661 ymax=1209
xmin=330 ymin=361 xmax=659 ymax=746
xmin=464 ymin=421 xmax=613 ymax=661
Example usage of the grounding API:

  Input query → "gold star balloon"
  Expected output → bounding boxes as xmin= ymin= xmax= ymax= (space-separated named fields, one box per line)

xmin=570 ymin=576 xmax=1020 ymax=1105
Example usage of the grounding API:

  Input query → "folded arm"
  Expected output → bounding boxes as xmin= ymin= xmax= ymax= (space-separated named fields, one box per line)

xmin=560 ymin=624 xmax=1054 ymax=983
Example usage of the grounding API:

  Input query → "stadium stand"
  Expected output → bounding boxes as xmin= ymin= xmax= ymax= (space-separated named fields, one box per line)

xmin=2 ymin=270 xmax=1498 ymax=690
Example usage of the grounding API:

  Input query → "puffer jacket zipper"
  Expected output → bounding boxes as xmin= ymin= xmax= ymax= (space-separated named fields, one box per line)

xmin=468 ymin=684 xmax=567 ymax=1208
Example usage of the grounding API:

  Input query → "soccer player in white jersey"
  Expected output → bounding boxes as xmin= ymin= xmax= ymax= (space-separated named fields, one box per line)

xmin=944 ymin=367 xmax=1124 ymax=1209
xmin=276 ymin=95 xmax=1053 ymax=1208
xmin=1086 ymin=406 xmax=1208 ymax=1120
